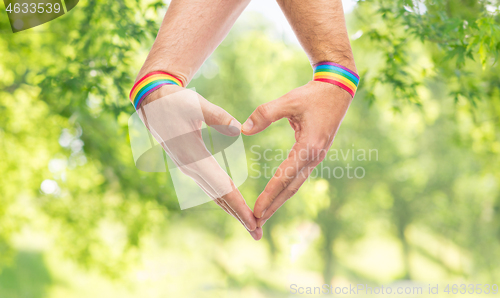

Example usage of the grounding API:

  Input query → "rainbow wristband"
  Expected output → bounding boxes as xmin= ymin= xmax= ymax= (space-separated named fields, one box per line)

xmin=129 ymin=71 xmax=184 ymax=109
xmin=313 ymin=62 xmax=359 ymax=98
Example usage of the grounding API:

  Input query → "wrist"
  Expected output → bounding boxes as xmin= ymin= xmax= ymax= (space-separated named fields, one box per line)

xmin=312 ymin=61 xmax=359 ymax=98
xmin=310 ymin=56 xmax=356 ymax=74
xmin=136 ymin=65 xmax=189 ymax=87
xmin=130 ymin=71 xmax=185 ymax=109
xmin=138 ymin=84 xmax=184 ymax=110
xmin=309 ymin=81 xmax=353 ymax=104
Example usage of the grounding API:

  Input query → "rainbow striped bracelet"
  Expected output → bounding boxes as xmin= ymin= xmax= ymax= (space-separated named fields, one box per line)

xmin=313 ymin=62 xmax=359 ymax=98
xmin=129 ymin=71 xmax=184 ymax=109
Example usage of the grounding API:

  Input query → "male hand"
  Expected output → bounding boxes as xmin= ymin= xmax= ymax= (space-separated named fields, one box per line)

xmin=138 ymin=85 xmax=262 ymax=240
xmin=242 ymin=81 xmax=352 ymax=227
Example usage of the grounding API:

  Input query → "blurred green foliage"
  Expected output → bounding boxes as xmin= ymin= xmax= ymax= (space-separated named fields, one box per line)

xmin=0 ymin=0 xmax=499 ymax=297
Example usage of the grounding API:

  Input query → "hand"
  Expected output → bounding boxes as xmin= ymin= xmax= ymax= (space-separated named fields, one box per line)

xmin=242 ymin=81 xmax=352 ymax=227
xmin=138 ymin=85 xmax=263 ymax=240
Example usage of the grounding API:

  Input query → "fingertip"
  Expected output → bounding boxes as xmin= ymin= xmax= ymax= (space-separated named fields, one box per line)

xmin=242 ymin=118 xmax=253 ymax=131
xmin=247 ymin=209 xmax=259 ymax=231
xmin=241 ymin=130 xmax=255 ymax=136
xmin=255 ymin=227 xmax=263 ymax=240
xmin=253 ymin=200 xmax=268 ymax=219
xmin=260 ymin=208 xmax=267 ymax=219
xmin=242 ymin=210 xmax=258 ymax=232
xmin=250 ymin=227 xmax=263 ymax=241
xmin=241 ymin=118 xmax=254 ymax=135
xmin=246 ymin=219 xmax=257 ymax=232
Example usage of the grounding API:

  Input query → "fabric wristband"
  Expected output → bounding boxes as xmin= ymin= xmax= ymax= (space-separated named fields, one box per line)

xmin=129 ymin=71 xmax=184 ymax=109
xmin=313 ymin=62 xmax=359 ymax=98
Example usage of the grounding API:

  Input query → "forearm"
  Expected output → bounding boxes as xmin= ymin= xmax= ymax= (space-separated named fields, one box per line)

xmin=137 ymin=0 xmax=251 ymax=86
xmin=276 ymin=0 xmax=356 ymax=72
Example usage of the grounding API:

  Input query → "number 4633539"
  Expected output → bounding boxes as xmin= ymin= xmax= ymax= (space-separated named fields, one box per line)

xmin=444 ymin=284 xmax=498 ymax=295
xmin=6 ymin=2 xmax=61 ymax=14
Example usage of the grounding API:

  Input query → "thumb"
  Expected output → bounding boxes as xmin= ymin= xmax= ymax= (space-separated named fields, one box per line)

xmin=242 ymin=95 xmax=294 ymax=135
xmin=200 ymin=99 xmax=242 ymax=137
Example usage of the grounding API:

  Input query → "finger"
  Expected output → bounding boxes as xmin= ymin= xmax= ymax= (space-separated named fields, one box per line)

xmin=220 ymin=187 xmax=258 ymax=232
xmin=250 ymin=227 xmax=263 ymax=241
xmin=214 ymin=196 xmax=247 ymax=229
xmin=241 ymin=93 xmax=296 ymax=135
xmin=200 ymin=99 xmax=241 ymax=137
xmin=217 ymin=196 xmax=246 ymax=228
xmin=214 ymin=198 xmax=239 ymax=224
xmin=216 ymin=195 xmax=262 ymax=240
xmin=253 ymin=141 xmax=323 ymax=219
xmin=214 ymin=198 xmax=261 ymax=240
xmin=257 ymin=155 xmax=324 ymax=228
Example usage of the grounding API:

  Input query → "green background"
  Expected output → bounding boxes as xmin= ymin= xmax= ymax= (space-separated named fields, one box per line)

xmin=0 ymin=0 xmax=499 ymax=297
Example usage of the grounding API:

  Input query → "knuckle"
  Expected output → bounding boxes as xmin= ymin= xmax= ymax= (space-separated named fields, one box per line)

xmin=280 ymin=175 xmax=294 ymax=190
xmin=204 ymin=103 xmax=226 ymax=125
xmin=306 ymin=138 xmax=329 ymax=161
xmin=255 ymin=104 xmax=271 ymax=121
xmin=213 ymin=109 xmax=227 ymax=124
xmin=289 ymin=187 xmax=300 ymax=196
xmin=267 ymin=193 xmax=277 ymax=205
xmin=280 ymin=179 xmax=289 ymax=191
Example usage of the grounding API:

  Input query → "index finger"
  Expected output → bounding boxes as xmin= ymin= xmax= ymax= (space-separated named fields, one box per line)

xmin=220 ymin=187 xmax=258 ymax=232
xmin=214 ymin=195 xmax=262 ymax=240
xmin=254 ymin=141 xmax=323 ymax=219
xmin=256 ymin=152 xmax=326 ymax=227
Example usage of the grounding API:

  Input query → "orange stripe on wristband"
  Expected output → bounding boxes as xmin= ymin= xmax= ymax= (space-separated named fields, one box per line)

xmin=313 ymin=62 xmax=359 ymax=97
xmin=129 ymin=71 xmax=184 ymax=109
